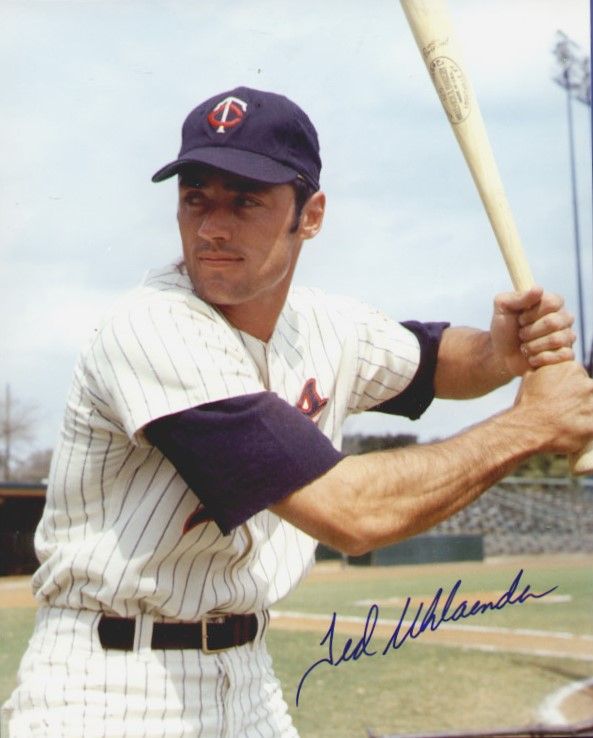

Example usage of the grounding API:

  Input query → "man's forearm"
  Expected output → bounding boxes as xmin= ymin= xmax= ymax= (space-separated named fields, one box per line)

xmin=271 ymin=360 xmax=593 ymax=555
xmin=434 ymin=326 xmax=513 ymax=399
xmin=271 ymin=403 xmax=540 ymax=555
xmin=266 ymin=293 xmax=589 ymax=554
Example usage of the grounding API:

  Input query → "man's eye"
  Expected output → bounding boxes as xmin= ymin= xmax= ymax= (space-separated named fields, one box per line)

xmin=185 ymin=193 xmax=203 ymax=206
xmin=235 ymin=195 xmax=259 ymax=208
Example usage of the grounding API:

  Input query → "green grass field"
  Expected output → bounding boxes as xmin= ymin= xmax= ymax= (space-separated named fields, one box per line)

xmin=269 ymin=555 xmax=593 ymax=736
xmin=270 ymin=631 xmax=592 ymax=738
xmin=1 ymin=555 xmax=592 ymax=737
xmin=277 ymin=555 xmax=593 ymax=633
xmin=0 ymin=607 xmax=36 ymax=708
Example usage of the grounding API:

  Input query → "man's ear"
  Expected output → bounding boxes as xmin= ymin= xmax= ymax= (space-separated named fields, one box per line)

xmin=298 ymin=191 xmax=326 ymax=241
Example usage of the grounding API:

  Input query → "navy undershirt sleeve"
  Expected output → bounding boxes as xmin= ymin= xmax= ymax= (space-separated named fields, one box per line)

xmin=144 ymin=392 xmax=343 ymax=535
xmin=373 ymin=320 xmax=449 ymax=419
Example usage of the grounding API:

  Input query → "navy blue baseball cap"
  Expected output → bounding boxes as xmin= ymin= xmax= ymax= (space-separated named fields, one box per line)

xmin=151 ymin=86 xmax=321 ymax=190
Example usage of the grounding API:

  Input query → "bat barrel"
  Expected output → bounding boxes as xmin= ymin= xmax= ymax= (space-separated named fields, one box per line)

xmin=400 ymin=0 xmax=534 ymax=291
xmin=400 ymin=0 xmax=593 ymax=474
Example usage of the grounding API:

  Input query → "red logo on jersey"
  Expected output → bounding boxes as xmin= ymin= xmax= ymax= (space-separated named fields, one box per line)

xmin=183 ymin=503 xmax=214 ymax=535
xmin=296 ymin=378 xmax=328 ymax=419
xmin=207 ymin=96 xmax=248 ymax=133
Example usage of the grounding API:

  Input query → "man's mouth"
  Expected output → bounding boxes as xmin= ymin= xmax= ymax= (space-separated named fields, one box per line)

xmin=198 ymin=251 xmax=243 ymax=265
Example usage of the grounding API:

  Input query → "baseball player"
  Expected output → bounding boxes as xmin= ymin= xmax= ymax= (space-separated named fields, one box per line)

xmin=2 ymin=86 xmax=592 ymax=738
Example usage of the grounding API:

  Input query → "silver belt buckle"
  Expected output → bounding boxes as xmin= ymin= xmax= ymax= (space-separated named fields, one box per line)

xmin=201 ymin=614 xmax=228 ymax=654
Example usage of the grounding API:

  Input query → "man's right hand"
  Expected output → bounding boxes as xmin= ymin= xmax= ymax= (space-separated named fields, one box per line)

xmin=513 ymin=361 xmax=593 ymax=455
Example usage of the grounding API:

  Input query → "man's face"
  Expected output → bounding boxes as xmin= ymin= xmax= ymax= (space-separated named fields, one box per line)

xmin=177 ymin=167 xmax=311 ymax=313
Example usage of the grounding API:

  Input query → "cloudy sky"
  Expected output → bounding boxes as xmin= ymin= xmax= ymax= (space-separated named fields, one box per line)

xmin=2 ymin=0 xmax=591 ymax=455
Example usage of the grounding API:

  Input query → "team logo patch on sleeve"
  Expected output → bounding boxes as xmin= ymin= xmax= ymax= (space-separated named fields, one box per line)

xmin=296 ymin=378 xmax=328 ymax=419
xmin=207 ymin=96 xmax=248 ymax=133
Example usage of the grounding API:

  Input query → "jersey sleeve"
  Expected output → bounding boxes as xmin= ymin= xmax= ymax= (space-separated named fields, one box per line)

xmin=347 ymin=301 xmax=449 ymax=419
xmin=144 ymin=392 xmax=344 ymax=534
xmin=84 ymin=297 xmax=263 ymax=445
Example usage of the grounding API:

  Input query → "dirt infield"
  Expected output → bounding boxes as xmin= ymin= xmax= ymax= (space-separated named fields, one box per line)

xmin=556 ymin=684 xmax=593 ymax=723
xmin=269 ymin=611 xmax=593 ymax=661
xmin=0 ymin=577 xmax=38 ymax=608
xmin=3 ymin=574 xmax=592 ymax=662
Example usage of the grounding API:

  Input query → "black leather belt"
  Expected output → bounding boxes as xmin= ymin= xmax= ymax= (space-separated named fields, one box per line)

xmin=98 ymin=613 xmax=259 ymax=653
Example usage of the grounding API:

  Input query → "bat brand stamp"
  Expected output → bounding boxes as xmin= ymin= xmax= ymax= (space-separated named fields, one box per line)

xmin=429 ymin=56 xmax=471 ymax=123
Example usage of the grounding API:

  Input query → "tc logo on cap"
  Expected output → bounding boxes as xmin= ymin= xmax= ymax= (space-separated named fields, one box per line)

xmin=207 ymin=96 xmax=248 ymax=134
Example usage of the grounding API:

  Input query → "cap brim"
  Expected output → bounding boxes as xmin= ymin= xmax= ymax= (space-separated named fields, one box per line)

xmin=151 ymin=146 xmax=299 ymax=184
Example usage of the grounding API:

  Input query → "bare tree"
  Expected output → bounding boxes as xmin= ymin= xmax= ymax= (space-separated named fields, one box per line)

xmin=0 ymin=385 xmax=38 ymax=481
xmin=14 ymin=448 xmax=53 ymax=483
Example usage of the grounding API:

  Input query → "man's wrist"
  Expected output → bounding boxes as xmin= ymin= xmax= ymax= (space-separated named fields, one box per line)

xmin=484 ymin=332 xmax=517 ymax=384
xmin=494 ymin=403 xmax=548 ymax=458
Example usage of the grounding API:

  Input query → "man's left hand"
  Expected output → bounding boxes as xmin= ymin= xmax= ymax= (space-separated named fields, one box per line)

xmin=491 ymin=287 xmax=576 ymax=377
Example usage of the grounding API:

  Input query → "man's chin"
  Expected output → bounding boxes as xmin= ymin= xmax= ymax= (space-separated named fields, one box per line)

xmin=191 ymin=280 xmax=248 ymax=307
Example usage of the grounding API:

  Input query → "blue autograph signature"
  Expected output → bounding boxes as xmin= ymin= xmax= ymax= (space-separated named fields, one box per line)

xmin=295 ymin=568 xmax=557 ymax=706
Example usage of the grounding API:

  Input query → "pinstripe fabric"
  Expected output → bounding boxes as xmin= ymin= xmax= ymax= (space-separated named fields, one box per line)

xmin=3 ymin=263 xmax=424 ymax=736
xmin=30 ymin=264 xmax=421 ymax=619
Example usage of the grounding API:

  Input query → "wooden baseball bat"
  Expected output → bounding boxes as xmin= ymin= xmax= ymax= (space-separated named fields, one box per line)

xmin=400 ymin=0 xmax=593 ymax=475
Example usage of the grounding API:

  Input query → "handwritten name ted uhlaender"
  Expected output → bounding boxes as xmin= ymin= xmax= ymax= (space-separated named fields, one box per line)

xmin=295 ymin=568 xmax=557 ymax=706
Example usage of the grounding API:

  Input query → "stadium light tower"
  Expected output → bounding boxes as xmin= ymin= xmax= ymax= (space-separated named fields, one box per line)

xmin=551 ymin=31 xmax=591 ymax=372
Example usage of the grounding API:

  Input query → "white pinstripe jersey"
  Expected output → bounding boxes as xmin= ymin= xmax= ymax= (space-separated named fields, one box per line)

xmin=32 ymin=262 xmax=422 ymax=620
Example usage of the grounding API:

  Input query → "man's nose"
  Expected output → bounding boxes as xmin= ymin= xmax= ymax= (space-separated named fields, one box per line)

xmin=197 ymin=207 xmax=232 ymax=242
